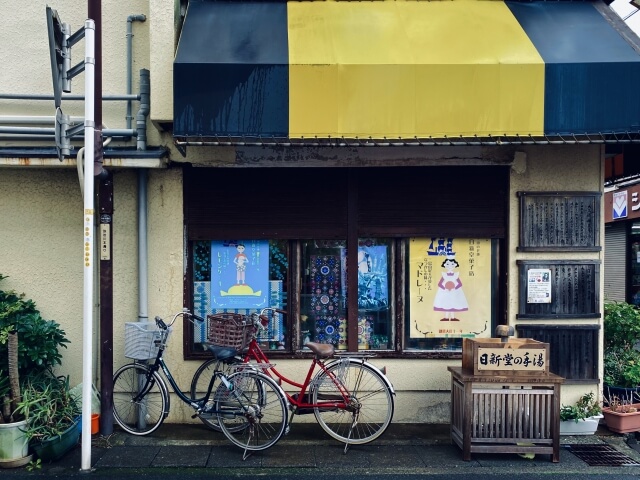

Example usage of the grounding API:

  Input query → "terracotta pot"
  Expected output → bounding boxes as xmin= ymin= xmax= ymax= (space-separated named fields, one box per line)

xmin=602 ymin=403 xmax=640 ymax=434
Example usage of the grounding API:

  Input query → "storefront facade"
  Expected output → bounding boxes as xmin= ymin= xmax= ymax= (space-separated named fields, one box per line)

xmin=604 ymin=182 xmax=640 ymax=304
xmin=2 ymin=0 xmax=640 ymax=424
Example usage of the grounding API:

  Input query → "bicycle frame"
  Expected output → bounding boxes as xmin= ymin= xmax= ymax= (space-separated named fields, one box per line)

xmin=134 ymin=341 xmax=225 ymax=414
xmin=242 ymin=339 xmax=352 ymax=413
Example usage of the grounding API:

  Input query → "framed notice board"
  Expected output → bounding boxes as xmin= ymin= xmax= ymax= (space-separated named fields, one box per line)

xmin=517 ymin=260 xmax=600 ymax=319
xmin=517 ymin=191 xmax=601 ymax=252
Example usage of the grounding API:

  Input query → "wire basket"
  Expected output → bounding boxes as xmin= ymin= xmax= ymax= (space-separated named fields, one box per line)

xmin=207 ymin=314 xmax=256 ymax=350
xmin=124 ymin=322 xmax=170 ymax=360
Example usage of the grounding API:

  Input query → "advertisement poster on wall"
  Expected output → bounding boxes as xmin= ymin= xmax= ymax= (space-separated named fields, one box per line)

xmin=409 ymin=238 xmax=491 ymax=339
xmin=210 ymin=240 xmax=269 ymax=309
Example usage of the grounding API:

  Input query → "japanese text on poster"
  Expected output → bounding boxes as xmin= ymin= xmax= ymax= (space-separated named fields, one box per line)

xmin=210 ymin=240 xmax=269 ymax=309
xmin=409 ymin=238 xmax=491 ymax=339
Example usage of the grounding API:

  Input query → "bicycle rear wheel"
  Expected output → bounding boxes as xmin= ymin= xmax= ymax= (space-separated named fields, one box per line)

xmin=216 ymin=369 xmax=288 ymax=453
xmin=113 ymin=363 xmax=168 ymax=435
xmin=311 ymin=358 xmax=394 ymax=445
xmin=190 ymin=358 xmax=235 ymax=432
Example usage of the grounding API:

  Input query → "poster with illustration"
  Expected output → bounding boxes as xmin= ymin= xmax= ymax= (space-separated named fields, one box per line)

xmin=409 ymin=238 xmax=491 ymax=339
xmin=210 ymin=240 xmax=269 ymax=309
xmin=357 ymin=245 xmax=388 ymax=310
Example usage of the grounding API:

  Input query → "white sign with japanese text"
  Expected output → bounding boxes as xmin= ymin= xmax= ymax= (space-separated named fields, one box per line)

xmin=477 ymin=348 xmax=547 ymax=371
xmin=527 ymin=268 xmax=551 ymax=304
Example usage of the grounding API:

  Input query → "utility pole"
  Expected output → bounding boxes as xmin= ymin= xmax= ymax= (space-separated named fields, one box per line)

xmin=46 ymin=6 xmax=97 ymax=472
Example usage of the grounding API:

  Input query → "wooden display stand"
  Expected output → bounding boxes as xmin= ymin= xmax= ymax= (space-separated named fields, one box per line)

xmin=449 ymin=336 xmax=563 ymax=462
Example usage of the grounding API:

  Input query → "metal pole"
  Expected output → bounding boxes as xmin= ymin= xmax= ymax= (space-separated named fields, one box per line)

xmin=81 ymin=18 xmax=95 ymax=473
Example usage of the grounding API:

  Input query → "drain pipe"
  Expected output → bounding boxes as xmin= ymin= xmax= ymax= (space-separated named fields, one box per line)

xmin=136 ymin=69 xmax=150 ymax=150
xmin=138 ymin=168 xmax=148 ymax=324
xmin=127 ymin=15 xmax=146 ymax=131
xmin=126 ymin=14 xmax=149 ymax=325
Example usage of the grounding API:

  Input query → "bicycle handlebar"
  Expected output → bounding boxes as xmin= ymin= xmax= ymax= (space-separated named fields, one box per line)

xmin=255 ymin=307 xmax=287 ymax=330
xmin=154 ymin=309 xmax=204 ymax=330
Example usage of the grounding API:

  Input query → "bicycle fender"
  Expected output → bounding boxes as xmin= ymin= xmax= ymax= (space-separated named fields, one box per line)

xmin=255 ymin=371 xmax=291 ymax=420
xmin=323 ymin=357 xmax=396 ymax=395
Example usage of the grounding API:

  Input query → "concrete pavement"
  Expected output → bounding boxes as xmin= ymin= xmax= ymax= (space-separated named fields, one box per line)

xmin=5 ymin=422 xmax=640 ymax=477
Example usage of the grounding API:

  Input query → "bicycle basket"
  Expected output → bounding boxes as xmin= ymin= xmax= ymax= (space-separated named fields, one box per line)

xmin=124 ymin=322 xmax=170 ymax=360
xmin=207 ymin=314 xmax=256 ymax=350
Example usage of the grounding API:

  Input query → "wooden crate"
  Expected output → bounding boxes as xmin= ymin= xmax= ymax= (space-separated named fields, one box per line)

xmin=448 ymin=367 xmax=563 ymax=462
xmin=462 ymin=337 xmax=549 ymax=376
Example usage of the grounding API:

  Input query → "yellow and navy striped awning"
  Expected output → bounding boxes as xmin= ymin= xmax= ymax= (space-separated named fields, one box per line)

xmin=174 ymin=0 xmax=640 ymax=145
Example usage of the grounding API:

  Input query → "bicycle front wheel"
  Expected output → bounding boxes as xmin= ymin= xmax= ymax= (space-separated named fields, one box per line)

xmin=216 ymin=370 xmax=288 ymax=453
xmin=113 ymin=363 xmax=168 ymax=435
xmin=311 ymin=359 xmax=394 ymax=445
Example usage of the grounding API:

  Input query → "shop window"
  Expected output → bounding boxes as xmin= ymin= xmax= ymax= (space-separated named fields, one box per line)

xmin=190 ymin=239 xmax=290 ymax=352
xmin=405 ymin=237 xmax=498 ymax=352
xmin=183 ymin=166 xmax=507 ymax=358
xmin=187 ymin=236 xmax=499 ymax=356
xmin=300 ymin=239 xmax=393 ymax=351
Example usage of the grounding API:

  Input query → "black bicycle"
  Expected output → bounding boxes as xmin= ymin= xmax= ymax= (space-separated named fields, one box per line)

xmin=112 ymin=309 xmax=288 ymax=457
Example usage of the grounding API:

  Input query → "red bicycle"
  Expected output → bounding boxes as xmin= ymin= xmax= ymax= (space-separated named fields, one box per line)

xmin=191 ymin=307 xmax=395 ymax=451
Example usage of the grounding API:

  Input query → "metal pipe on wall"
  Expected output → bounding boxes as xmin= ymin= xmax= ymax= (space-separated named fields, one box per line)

xmin=138 ymin=169 xmax=148 ymax=325
xmin=127 ymin=15 xmax=146 ymax=130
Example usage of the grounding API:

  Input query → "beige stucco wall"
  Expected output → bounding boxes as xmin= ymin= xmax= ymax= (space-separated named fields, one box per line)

xmin=0 ymin=143 xmax=604 ymax=423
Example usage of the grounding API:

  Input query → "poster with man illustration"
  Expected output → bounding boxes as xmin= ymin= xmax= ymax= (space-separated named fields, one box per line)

xmin=210 ymin=240 xmax=269 ymax=309
xmin=409 ymin=238 xmax=491 ymax=339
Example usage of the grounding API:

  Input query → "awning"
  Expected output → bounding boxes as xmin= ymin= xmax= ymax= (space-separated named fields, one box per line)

xmin=173 ymin=0 xmax=640 ymax=146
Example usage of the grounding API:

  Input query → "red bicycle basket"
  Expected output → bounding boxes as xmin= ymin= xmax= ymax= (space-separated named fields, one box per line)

xmin=206 ymin=313 xmax=256 ymax=350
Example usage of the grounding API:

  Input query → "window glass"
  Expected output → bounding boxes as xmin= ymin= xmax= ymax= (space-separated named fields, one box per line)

xmin=357 ymin=239 xmax=392 ymax=350
xmin=300 ymin=239 xmax=393 ymax=351
xmin=192 ymin=239 xmax=289 ymax=351
xmin=405 ymin=237 xmax=497 ymax=352
xmin=301 ymin=240 xmax=347 ymax=349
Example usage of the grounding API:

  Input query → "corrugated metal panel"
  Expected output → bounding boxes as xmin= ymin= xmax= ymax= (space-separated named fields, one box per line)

xmin=604 ymin=222 xmax=627 ymax=302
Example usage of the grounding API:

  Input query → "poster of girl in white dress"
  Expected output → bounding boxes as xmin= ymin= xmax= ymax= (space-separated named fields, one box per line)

xmin=409 ymin=238 xmax=492 ymax=339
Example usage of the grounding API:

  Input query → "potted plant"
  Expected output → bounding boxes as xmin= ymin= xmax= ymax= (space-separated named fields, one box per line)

xmin=602 ymin=393 xmax=640 ymax=434
xmin=603 ymin=301 xmax=640 ymax=403
xmin=0 ymin=274 xmax=70 ymax=467
xmin=14 ymin=373 xmax=80 ymax=462
xmin=559 ymin=392 xmax=603 ymax=435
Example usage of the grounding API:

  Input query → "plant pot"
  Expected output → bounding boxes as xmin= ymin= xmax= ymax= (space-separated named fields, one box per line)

xmin=559 ymin=414 xmax=603 ymax=435
xmin=31 ymin=419 xmax=80 ymax=462
xmin=602 ymin=403 xmax=640 ymax=434
xmin=0 ymin=420 xmax=29 ymax=467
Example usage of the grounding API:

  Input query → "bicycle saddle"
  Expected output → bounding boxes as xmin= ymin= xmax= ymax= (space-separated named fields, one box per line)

xmin=304 ymin=342 xmax=335 ymax=358
xmin=202 ymin=343 xmax=238 ymax=361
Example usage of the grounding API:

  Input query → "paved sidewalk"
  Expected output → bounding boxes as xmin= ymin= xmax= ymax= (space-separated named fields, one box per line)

xmin=5 ymin=423 xmax=640 ymax=477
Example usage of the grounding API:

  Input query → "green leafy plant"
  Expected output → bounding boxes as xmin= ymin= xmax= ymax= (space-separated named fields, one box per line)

xmin=26 ymin=458 xmax=42 ymax=471
xmin=560 ymin=392 xmax=601 ymax=422
xmin=0 ymin=274 xmax=70 ymax=424
xmin=14 ymin=372 xmax=80 ymax=442
xmin=603 ymin=301 xmax=640 ymax=388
